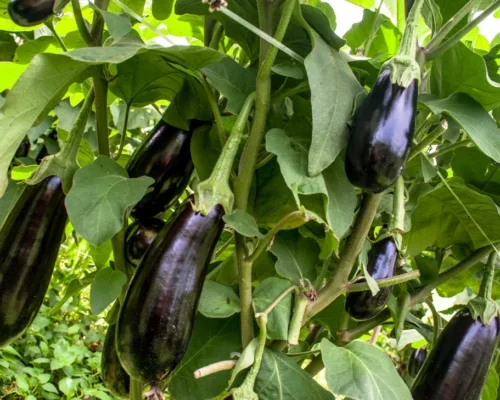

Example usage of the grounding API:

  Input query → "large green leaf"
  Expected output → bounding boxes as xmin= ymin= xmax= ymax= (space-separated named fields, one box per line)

xmin=306 ymin=34 xmax=364 ymax=176
xmin=65 ymin=156 xmax=153 ymax=245
xmin=321 ymin=339 xmax=412 ymax=400
xmin=198 ymin=281 xmax=241 ymax=318
xmin=420 ymin=93 xmax=500 ymax=163
xmin=403 ymin=178 xmax=500 ymax=255
xmin=89 ymin=268 xmax=127 ymax=315
xmin=431 ymin=42 xmax=500 ymax=110
xmin=169 ymin=315 xmax=241 ymax=400
xmin=481 ymin=366 xmax=499 ymax=400
xmin=0 ymin=54 xmax=92 ymax=197
xmin=255 ymin=349 xmax=335 ymax=400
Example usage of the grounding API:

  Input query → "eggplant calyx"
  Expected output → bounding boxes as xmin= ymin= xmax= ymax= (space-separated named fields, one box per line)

xmin=26 ymin=153 xmax=77 ymax=194
xmin=194 ymin=179 xmax=234 ymax=216
xmin=467 ymin=297 xmax=500 ymax=326
xmin=382 ymin=56 xmax=421 ymax=88
xmin=144 ymin=385 xmax=165 ymax=400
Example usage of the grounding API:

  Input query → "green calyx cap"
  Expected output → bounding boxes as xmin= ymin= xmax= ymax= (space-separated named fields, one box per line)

xmin=194 ymin=179 xmax=234 ymax=216
xmin=467 ymin=297 xmax=500 ymax=325
xmin=382 ymin=55 xmax=421 ymax=88
xmin=27 ymin=153 xmax=78 ymax=194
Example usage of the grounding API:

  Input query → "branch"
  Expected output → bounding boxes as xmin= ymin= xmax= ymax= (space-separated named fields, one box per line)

xmin=194 ymin=360 xmax=237 ymax=379
xmin=344 ymin=270 xmax=420 ymax=293
xmin=255 ymin=285 xmax=296 ymax=318
xmin=71 ymin=0 xmax=94 ymax=46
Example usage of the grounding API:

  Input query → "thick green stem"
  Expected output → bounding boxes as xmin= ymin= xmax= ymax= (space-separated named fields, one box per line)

xmin=237 ymin=235 xmax=254 ymax=347
xmin=71 ymin=0 xmax=94 ymax=46
xmin=408 ymin=125 xmax=445 ymax=161
xmin=90 ymin=0 xmax=110 ymax=45
xmin=425 ymin=298 xmax=439 ymax=349
xmin=480 ymin=252 xmax=497 ymax=300
xmin=113 ymin=103 xmax=130 ymax=161
xmin=130 ymin=379 xmax=143 ymax=400
xmin=93 ymin=75 xmax=109 ymax=157
xmin=45 ymin=20 xmax=68 ymax=51
xmin=198 ymin=73 xmax=226 ymax=145
xmin=425 ymin=0 xmax=483 ymax=53
xmin=345 ymin=270 xmax=420 ymax=293
xmin=398 ymin=0 xmax=425 ymax=58
xmin=339 ymin=243 xmax=499 ymax=342
xmin=209 ymin=23 xmax=225 ymax=50
xmin=234 ymin=0 xmax=295 ymax=212
xmin=271 ymin=81 xmax=310 ymax=104
xmin=248 ymin=210 xmax=307 ymax=263
xmin=288 ymin=294 xmax=308 ymax=345
xmin=195 ymin=92 xmax=256 ymax=215
xmin=426 ymin=1 xmax=500 ymax=60
xmin=429 ymin=139 xmax=472 ymax=159
xmin=389 ymin=177 xmax=405 ymax=246
xmin=304 ymin=193 xmax=383 ymax=320
xmin=204 ymin=16 xmax=217 ymax=47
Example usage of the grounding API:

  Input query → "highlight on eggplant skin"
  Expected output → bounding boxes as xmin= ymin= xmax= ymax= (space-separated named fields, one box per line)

xmin=345 ymin=68 xmax=418 ymax=193
xmin=411 ymin=309 xmax=500 ymax=400
xmin=345 ymin=237 xmax=398 ymax=321
xmin=125 ymin=218 xmax=165 ymax=266
xmin=101 ymin=324 xmax=130 ymax=399
xmin=408 ymin=347 xmax=427 ymax=378
xmin=0 ymin=176 xmax=67 ymax=348
xmin=127 ymin=120 xmax=197 ymax=221
xmin=8 ymin=0 xmax=55 ymax=27
xmin=116 ymin=197 xmax=225 ymax=384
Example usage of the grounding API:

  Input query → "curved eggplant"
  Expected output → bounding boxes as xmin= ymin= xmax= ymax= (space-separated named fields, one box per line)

xmin=127 ymin=120 xmax=199 ymax=221
xmin=125 ymin=218 xmax=165 ymax=266
xmin=8 ymin=0 xmax=55 ymax=27
xmin=101 ymin=324 xmax=130 ymax=399
xmin=345 ymin=237 xmax=398 ymax=321
xmin=345 ymin=68 xmax=418 ymax=193
xmin=116 ymin=197 xmax=225 ymax=384
xmin=408 ymin=347 xmax=427 ymax=378
xmin=0 ymin=176 xmax=67 ymax=348
xmin=412 ymin=309 xmax=500 ymax=400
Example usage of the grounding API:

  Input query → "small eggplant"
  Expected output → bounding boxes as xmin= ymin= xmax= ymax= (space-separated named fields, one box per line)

xmin=0 ymin=176 xmax=67 ymax=347
xmin=8 ymin=0 xmax=55 ymax=27
xmin=101 ymin=324 xmax=130 ymax=399
xmin=345 ymin=68 xmax=418 ymax=193
xmin=408 ymin=347 xmax=427 ymax=378
xmin=125 ymin=218 xmax=165 ymax=266
xmin=116 ymin=197 xmax=224 ymax=386
xmin=127 ymin=120 xmax=199 ymax=221
xmin=345 ymin=237 xmax=398 ymax=321
xmin=412 ymin=309 xmax=500 ymax=400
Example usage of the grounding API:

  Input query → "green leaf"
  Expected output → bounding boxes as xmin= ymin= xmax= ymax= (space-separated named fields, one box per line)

xmin=481 ymin=366 xmax=499 ymax=400
xmin=431 ymin=42 xmax=500 ymax=110
xmin=15 ymin=374 xmax=29 ymax=391
xmin=255 ymin=349 xmax=335 ymax=400
xmin=169 ymin=315 xmax=241 ymax=400
xmin=321 ymin=339 xmax=412 ymax=400
xmin=229 ymin=338 xmax=259 ymax=387
xmin=37 ymin=374 xmax=51 ymax=384
xmin=346 ymin=0 xmax=375 ymax=7
xmin=152 ymin=0 xmax=174 ymax=19
xmin=108 ymin=0 xmax=146 ymax=16
xmin=201 ymin=57 xmax=257 ymax=114
xmin=89 ymin=241 xmax=113 ymax=269
xmin=0 ymin=62 xmax=27 ymax=92
xmin=0 ymin=54 xmax=91 ymax=197
xmin=270 ymin=230 xmax=320 ymax=286
xmin=65 ymin=156 xmax=154 ymax=245
xmin=0 ymin=179 xmax=24 ymax=229
xmin=10 ymin=165 xmax=37 ymax=181
xmin=90 ymin=5 xmax=132 ymax=41
xmin=42 ymin=383 xmax=59 ymax=394
xmin=50 ymin=272 xmax=97 ymax=315
xmin=59 ymin=377 xmax=77 ymax=396
xmin=306 ymin=34 xmax=364 ymax=176
xmin=403 ymin=178 xmax=500 ymax=255
xmin=90 ymin=267 xmax=127 ymax=315
xmin=311 ymin=295 xmax=345 ymax=333
xmin=359 ymin=240 xmax=380 ymax=296
xmin=253 ymin=278 xmax=292 ymax=340
xmin=199 ymin=280 xmax=241 ymax=318
xmin=301 ymin=5 xmax=345 ymax=50
xmin=223 ymin=209 xmax=264 ymax=238
xmin=191 ymin=124 xmax=221 ymax=181
xmin=15 ymin=37 xmax=61 ymax=64
xmin=421 ymin=93 xmax=500 ymax=163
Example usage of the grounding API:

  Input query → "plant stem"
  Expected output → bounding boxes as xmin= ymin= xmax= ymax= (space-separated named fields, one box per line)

xmin=389 ymin=177 xmax=405 ymax=239
xmin=130 ymin=379 xmax=143 ymax=400
xmin=288 ymin=294 xmax=308 ymax=345
xmin=340 ymin=243 xmax=499 ymax=342
xmin=209 ymin=23 xmax=225 ymax=50
xmin=397 ymin=0 xmax=425 ymax=58
xmin=305 ymin=355 xmax=324 ymax=377
xmin=425 ymin=0 xmax=483 ymax=53
xmin=45 ymin=20 xmax=68 ymax=51
xmin=426 ymin=1 xmax=500 ymax=60
xmin=256 ymin=285 xmax=296 ymax=318
xmin=369 ymin=325 xmax=382 ymax=345
xmin=429 ymin=139 xmax=473 ymax=159
xmin=271 ymin=81 xmax=310 ymax=104
xmin=93 ymin=74 xmax=109 ymax=157
xmin=344 ymin=270 xmax=420 ymax=293
xmin=234 ymin=0 xmax=295 ymax=212
xmin=480 ymin=251 xmax=497 ymax=300
xmin=237 ymin=235 xmax=254 ymax=347
xmin=198 ymin=73 xmax=226 ymax=145
xmin=248 ymin=210 xmax=307 ymax=263
xmin=408 ymin=125 xmax=445 ymax=161
xmin=90 ymin=0 xmax=110 ymax=45
xmin=204 ymin=16 xmax=217 ymax=47
xmin=305 ymin=193 xmax=383 ymax=320
xmin=113 ymin=103 xmax=130 ymax=160
xmin=71 ymin=0 xmax=94 ymax=46
xmin=194 ymin=360 xmax=237 ymax=379
xmin=425 ymin=298 xmax=440 ymax=350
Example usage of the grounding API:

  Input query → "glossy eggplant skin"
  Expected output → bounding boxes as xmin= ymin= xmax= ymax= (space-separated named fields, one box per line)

xmin=408 ymin=348 xmax=427 ymax=378
xmin=125 ymin=218 xmax=165 ymax=266
xmin=8 ymin=0 xmax=55 ymax=27
xmin=127 ymin=120 xmax=196 ymax=221
xmin=412 ymin=309 xmax=500 ymax=400
xmin=345 ymin=237 xmax=397 ymax=321
xmin=101 ymin=324 xmax=130 ymax=399
xmin=0 ymin=176 xmax=67 ymax=348
xmin=116 ymin=198 xmax=225 ymax=384
xmin=345 ymin=68 xmax=418 ymax=193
